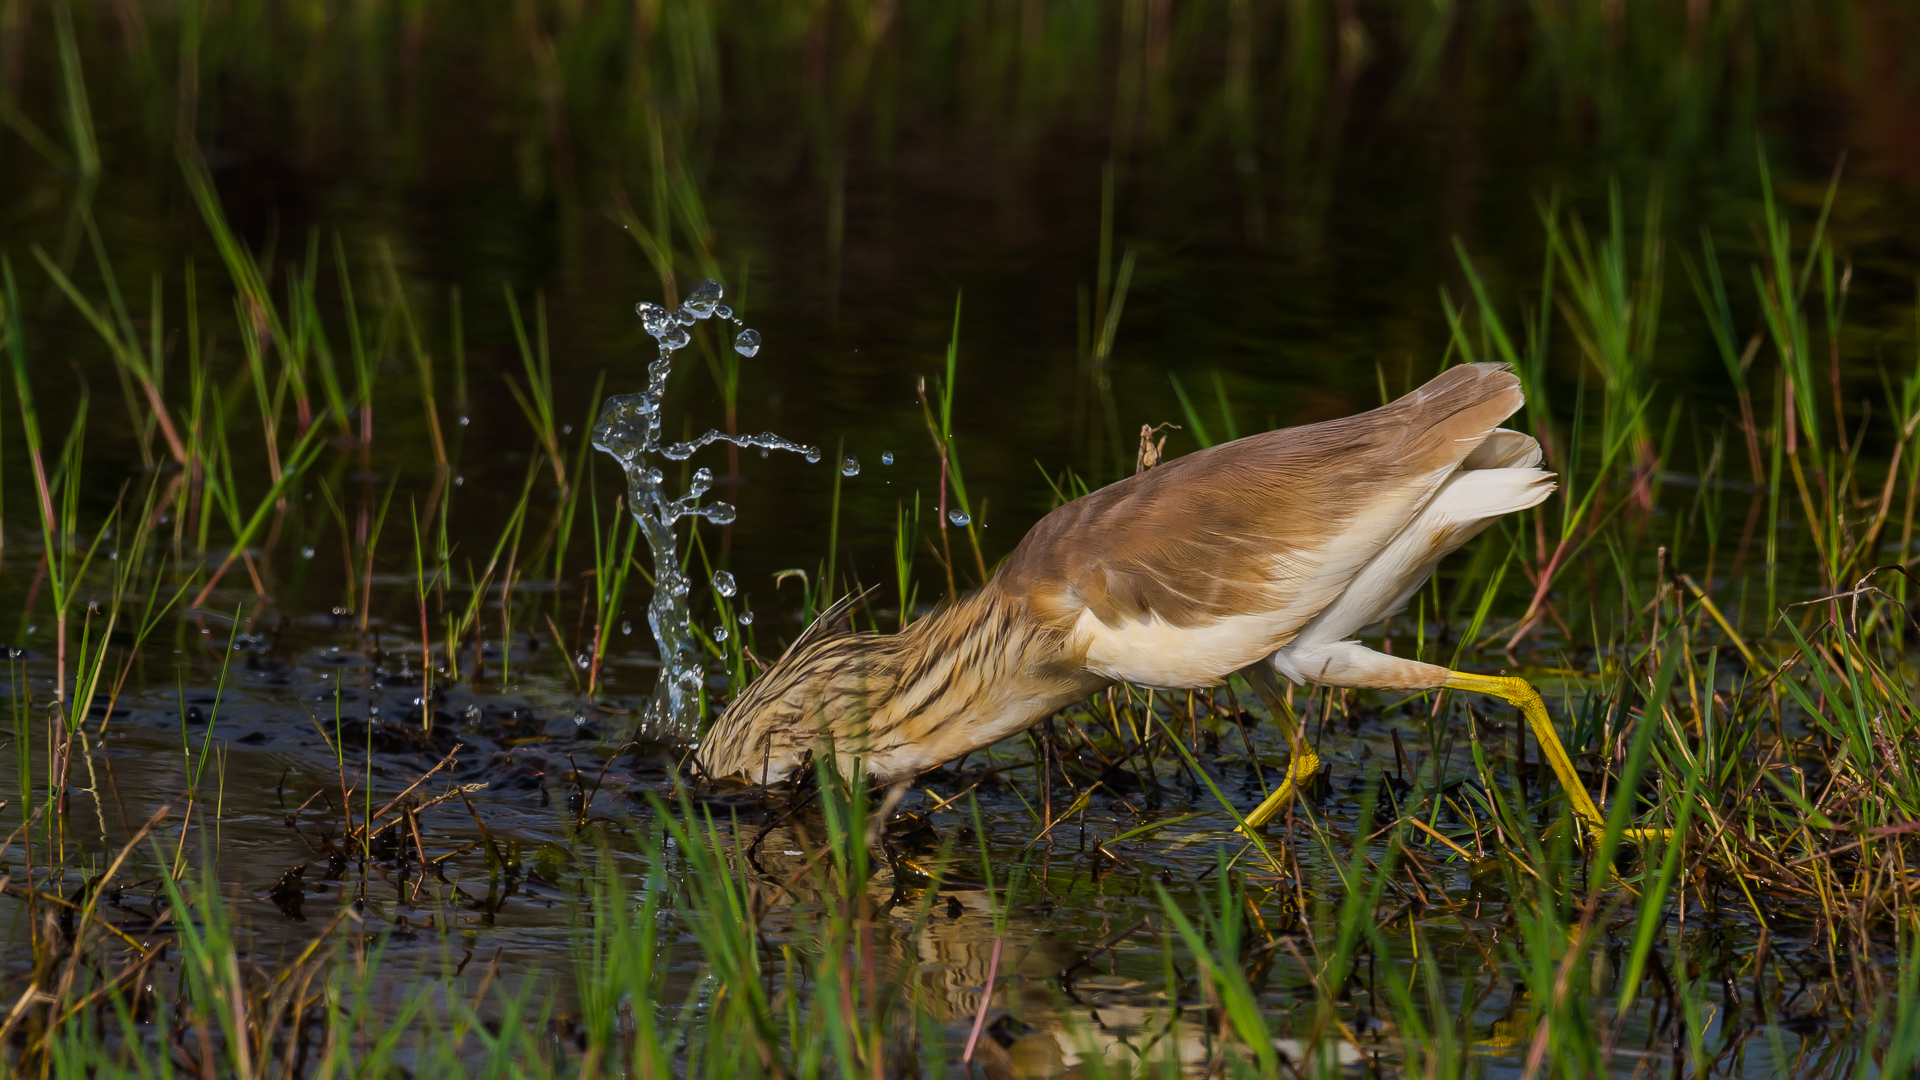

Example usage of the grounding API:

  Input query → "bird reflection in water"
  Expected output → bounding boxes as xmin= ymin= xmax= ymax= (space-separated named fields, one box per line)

xmin=737 ymin=822 xmax=1363 ymax=1078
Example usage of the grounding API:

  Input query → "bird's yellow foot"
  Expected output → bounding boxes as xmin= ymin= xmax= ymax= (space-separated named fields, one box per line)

xmin=1616 ymin=827 xmax=1673 ymax=844
xmin=1560 ymin=820 xmax=1672 ymax=848
xmin=1236 ymin=743 xmax=1320 ymax=835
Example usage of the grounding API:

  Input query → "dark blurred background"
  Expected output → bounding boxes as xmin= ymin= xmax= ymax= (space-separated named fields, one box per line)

xmin=2 ymin=0 xmax=1916 ymax=598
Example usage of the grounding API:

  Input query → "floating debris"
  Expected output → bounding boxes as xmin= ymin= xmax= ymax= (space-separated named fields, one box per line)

xmin=267 ymin=863 xmax=307 ymax=921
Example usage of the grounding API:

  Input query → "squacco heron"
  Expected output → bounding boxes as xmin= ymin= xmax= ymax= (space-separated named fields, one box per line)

xmin=697 ymin=363 xmax=1620 ymax=836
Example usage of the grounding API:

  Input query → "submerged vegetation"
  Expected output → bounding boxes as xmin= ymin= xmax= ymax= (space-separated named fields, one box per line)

xmin=3 ymin=0 xmax=1920 ymax=1076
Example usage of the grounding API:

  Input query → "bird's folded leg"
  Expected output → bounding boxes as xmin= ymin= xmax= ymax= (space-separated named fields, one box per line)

xmin=1235 ymin=664 xmax=1318 ymax=834
xmin=1441 ymin=671 xmax=1668 ymax=844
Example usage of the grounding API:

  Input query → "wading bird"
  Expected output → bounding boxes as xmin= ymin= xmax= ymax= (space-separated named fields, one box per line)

xmin=698 ymin=362 xmax=1623 ymax=835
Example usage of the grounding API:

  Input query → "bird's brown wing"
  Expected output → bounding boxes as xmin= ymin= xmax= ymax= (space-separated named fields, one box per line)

xmin=998 ymin=363 xmax=1526 ymax=641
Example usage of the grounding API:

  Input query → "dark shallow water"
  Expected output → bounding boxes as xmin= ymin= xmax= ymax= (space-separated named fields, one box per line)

xmin=2 ymin=1 xmax=1918 ymax=1074
xmin=0 ymin=624 xmax=1844 ymax=1074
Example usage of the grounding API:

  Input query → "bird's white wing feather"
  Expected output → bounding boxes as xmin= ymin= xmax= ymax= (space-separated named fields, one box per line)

xmin=1291 ymin=461 xmax=1553 ymax=649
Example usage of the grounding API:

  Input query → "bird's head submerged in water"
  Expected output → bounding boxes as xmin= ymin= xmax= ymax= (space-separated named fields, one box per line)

xmin=695 ymin=591 xmax=910 ymax=785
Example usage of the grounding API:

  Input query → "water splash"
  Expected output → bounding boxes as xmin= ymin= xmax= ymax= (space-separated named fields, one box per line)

xmin=593 ymin=280 xmax=818 ymax=740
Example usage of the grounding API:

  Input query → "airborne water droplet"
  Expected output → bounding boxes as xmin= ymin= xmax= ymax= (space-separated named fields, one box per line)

xmin=715 ymin=627 xmax=729 ymax=642
xmin=733 ymin=329 xmax=761 ymax=357
xmin=841 ymin=455 xmax=860 ymax=477
xmin=738 ymin=610 xmax=754 ymax=626
xmin=683 ymin=280 xmax=724 ymax=319
xmin=576 ymin=654 xmax=591 ymax=669
xmin=880 ymin=451 xmax=894 ymax=465
xmin=636 ymin=301 xmax=675 ymax=339
xmin=714 ymin=305 xmax=733 ymax=320
xmin=948 ymin=510 xmax=971 ymax=527
xmin=622 ymin=620 xmax=632 ymax=635
xmin=301 ymin=546 xmax=316 ymax=559
xmin=712 ymin=570 xmax=737 ymax=597
xmin=804 ymin=448 xmax=822 ymax=464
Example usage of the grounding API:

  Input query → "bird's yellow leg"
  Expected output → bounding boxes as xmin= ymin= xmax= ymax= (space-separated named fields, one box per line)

xmin=1239 ymin=734 xmax=1319 ymax=832
xmin=1442 ymin=671 xmax=1667 ymax=843
xmin=1236 ymin=666 xmax=1319 ymax=833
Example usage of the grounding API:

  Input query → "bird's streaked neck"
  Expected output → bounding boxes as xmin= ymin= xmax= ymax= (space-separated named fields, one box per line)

xmin=698 ymin=583 xmax=1105 ymax=784
xmin=854 ymin=586 xmax=1104 ymax=778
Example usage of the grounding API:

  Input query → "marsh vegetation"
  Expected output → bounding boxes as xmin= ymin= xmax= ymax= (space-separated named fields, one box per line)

xmin=3 ymin=0 xmax=1920 ymax=1076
